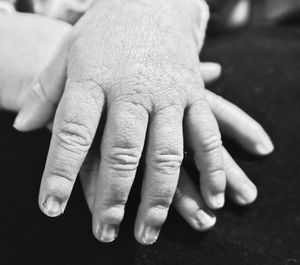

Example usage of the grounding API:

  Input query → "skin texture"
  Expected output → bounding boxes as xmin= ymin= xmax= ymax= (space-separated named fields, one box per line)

xmin=39 ymin=0 xmax=227 ymax=243
xmin=1 ymin=8 xmax=273 ymax=245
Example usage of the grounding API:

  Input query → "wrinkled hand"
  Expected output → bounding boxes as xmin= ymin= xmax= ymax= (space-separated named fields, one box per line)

xmin=15 ymin=0 xmax=273 ymax=244
xmin=2 ymin=7 xmax=273 ymax=245
xmin=38 ymin=0 xmax=228 ymax=244
xmin=0 ymin=12 xmax=221 ymax=236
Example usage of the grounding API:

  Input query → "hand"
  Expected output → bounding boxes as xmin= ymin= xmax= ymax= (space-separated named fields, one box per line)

xmin=0 ymin=12 xmax=221 ymax=236
xmin=3 ymin=9 xmax=273 ymax=245
xmin=14 ymin=0 xmax=273 ymax=244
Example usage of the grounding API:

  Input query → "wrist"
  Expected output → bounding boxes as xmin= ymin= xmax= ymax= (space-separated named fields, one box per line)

xmin=91 ymin=0 xmax=209 ymax=23
xmin=85 ymin=0 xmax=209 ymax=51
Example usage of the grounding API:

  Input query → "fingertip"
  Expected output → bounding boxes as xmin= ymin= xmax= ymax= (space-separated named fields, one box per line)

xmin=200 ymin=62 xmax=222 ymax=84
xmin=200 ymin=169 xmax=226 ymax=210
xmin=13 ymin=111 xmax=27 ymax=131
xmin=13 ymin=107 xmax=51 ymax=132
xmin=135 ymin=223 xmax=160 ymax=245
xmin=13 ymin=83 xmax=55 ymax=131
xmin=249 ymin=122 xmax=274 ymax=155
xmin=207 ymin=193 xmax=225 ymax=209
xmin=207 ymin=62 xmax=222 ymax=77
xmin=93 ymin=222 xmax=119 ymax=243
xmin=39 ymin=195 xmax=64 ymax=217
xmin=242 ymin=124 xmax=274 ymax=156
xmin=254 ymin=138 xmax=274 ymax=156
xmin=194 ymin=210 xmax=217 ymax=231
xmin=232 ymin=183 xmax=258 ymax=206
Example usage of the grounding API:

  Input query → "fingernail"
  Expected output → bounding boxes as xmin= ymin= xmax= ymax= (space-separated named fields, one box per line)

xmin=195 ymin=210 xmax=216 ymax=231
xmin=140 ymin=225 xmax=160 ymax=245
xmin=42 ymin=196 xmax=62 ymax=217
xmin=236 ymin=183 xmax=257 ymax=205
xmin=255 ymin=139 xmax=274 ymax=155
xmin=97 ymin=223 xmax=119 ymax=243
xmin=211 ymin=193 xmax=225 ymax=209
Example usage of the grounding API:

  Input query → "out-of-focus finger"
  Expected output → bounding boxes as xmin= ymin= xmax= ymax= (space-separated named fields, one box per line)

xmin=173 ymin=167 xmax=216 ymax=231
xmin=199 ymin=62 xmax=222 ymax=84
xmin=205 ymin=90 xmax=274 ymax=155
xmin=222 ymin=147 xmax=257 ymax=205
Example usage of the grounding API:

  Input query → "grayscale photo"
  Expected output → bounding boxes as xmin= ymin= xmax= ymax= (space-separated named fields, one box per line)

xmin=0 ymin=0 xmax=299 ymax=264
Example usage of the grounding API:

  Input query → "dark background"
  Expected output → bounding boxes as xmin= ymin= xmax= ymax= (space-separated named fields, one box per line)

xmin=0 ymin=25 xmax=299 ymax=265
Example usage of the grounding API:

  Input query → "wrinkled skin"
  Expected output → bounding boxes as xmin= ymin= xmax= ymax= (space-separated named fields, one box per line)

xmin=34 ymin=0 xmax=230 ymax=243
xmin=1 ymin=4 xmax=273 ymax=245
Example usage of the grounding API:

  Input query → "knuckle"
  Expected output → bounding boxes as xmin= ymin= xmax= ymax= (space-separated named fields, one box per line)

xmin=153 ymin=103 xmax=183 ymax=118
xmin=110 ymin=64 xmax=194 ymax=110
xmin=56 ymin=120 xmax=93 ymax=153
xmin=201 ymin=134 xmax=222 ymax=153
xmin=104 ymin=147 xmax=141 ymax=172
xmin=47 ymin=160 xmax=76 ymax=184
xmin=150 ymin=154 xmax=183 ymax=175
xmin=206 ymin=168 xmax=225 ymax=180
xmin=148 ymin=148 xmax=183 ymax=176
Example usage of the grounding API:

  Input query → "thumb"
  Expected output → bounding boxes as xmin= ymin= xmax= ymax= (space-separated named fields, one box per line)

xmin=13 ymin=32 xmax=71 ymax=131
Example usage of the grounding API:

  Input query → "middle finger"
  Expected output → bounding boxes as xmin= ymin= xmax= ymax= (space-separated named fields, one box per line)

xmin=92 ymin=101 xmax=148 ymax=242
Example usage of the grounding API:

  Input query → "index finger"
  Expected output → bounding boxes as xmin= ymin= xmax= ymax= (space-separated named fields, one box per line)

xmin=39 ymin=79 xmax=104 ymax=216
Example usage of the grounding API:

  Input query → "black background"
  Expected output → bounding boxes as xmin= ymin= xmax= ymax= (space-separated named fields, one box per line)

xmin=0 ymin=25 xmax=299 ymax=265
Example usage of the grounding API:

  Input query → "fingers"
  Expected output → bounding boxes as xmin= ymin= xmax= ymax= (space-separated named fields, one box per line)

xmin=79 ymin=144 xmax=256 ymax=242
xmin=186 ymin=97 xmax=226 ymax=210
xmin=134 ymin=107 xmax=184 ymax=245
xmin=38 ymin=79 xmax=105 ymax=217
xmin=81 ymin=153 xmax=217 ymax=234
xmin=222 ymin=147 xmax=257 ymax=205
xmin=13 ymin=32 xmax=71 ymax=131
xmin=199 ymin=62 xmax=222 ymax=85
xmin=92 ymin=102 xmax=148 ymax=242
xmin=205 ymin=90 xmax=274 ymax=155
xmin=173 ymin=167 xmax=216 ymax=231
